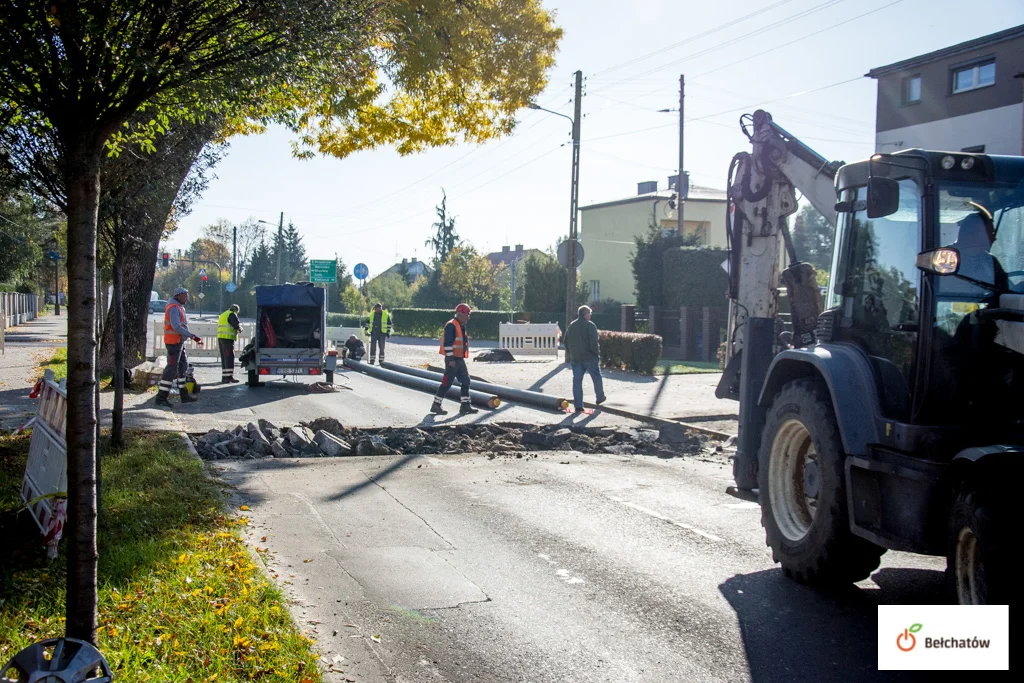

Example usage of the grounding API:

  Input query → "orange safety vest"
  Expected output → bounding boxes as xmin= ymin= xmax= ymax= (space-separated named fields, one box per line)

xmin=164 ymin=302 xmax=185 ymax=345
xmin=439 ymin=318 xmax=469 ymax=358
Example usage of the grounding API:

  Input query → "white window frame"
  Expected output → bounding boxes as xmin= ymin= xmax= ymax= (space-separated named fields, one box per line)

xmin=903 ymin=74 xmax=921 ymax=104
xmin=951 ymin=60 xmax=995 ymax=94
xmin=589 ymin=280 xmax=600 ymax=302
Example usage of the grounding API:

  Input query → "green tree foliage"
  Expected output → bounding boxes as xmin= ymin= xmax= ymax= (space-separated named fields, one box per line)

xmin=241 ymin=240 xmax=274 ymax=291
xmin=426 ymin=189 xmax=461 ymax=266
xmin=662 ymin=247 xmax=729 ymax=312
xmin=365 ymin=272 xmax=416 ymax=309
xmin=631 ymin=224 xmax=701 ymax=307
xmin=791 ymin=202 xmax=835 ymax=274
xmin=521 ymin=251 xmax=588 ymax=313
xmin=0 ymin=194 xmax=58 ymax=289
xmin=439 ymin=246 xmax=501 ymax=308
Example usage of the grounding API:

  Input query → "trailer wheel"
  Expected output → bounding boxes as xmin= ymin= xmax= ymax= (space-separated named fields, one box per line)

xmin=758 ymin=378 xmax=885 ymax=585
xmin=946 ymin=482 xmax=1012 ymax=605
xmin=247 ymin=369 xmax=259 ymax=388
xmin=325 ymin=370 xmax=334 ymax=385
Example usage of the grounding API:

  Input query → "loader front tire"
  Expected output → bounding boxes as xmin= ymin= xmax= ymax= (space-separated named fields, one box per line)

xmin=758 ymin=378 xmax=885 ymax=585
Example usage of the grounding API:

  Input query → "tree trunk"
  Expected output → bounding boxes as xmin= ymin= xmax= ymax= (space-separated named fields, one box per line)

xmin=99 ymin=231 xmax=159 ymax=373
xmin=111 ymin=229 xmax=124 ymax=450
xmin=63 ymin=134 xmax=102 ymax=645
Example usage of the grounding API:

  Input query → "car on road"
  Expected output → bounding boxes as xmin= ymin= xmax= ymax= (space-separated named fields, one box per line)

xmin=149 ymin=299 xmax=167 ymax=314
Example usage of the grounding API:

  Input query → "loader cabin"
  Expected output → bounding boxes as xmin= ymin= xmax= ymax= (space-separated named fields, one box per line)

xmin=824 ymin=150 xmax=1024 ymax=453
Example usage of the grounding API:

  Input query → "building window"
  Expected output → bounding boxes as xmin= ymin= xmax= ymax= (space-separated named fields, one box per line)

xmin=589 ymin=280 xmax=600 ymax=302
xmin=961 ymin=145 xmax=985 ymax=153
xmin=903 ymin=75 xmax=921 ymax=104
xmin=952 ymin=60 xmax=995 ymax=93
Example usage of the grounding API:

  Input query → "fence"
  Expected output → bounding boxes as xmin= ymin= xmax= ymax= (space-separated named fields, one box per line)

xmin=21 ymin=369 xmax=68 ymax=555
xmin=1 ymin=292 xmax=42 ymax=328
xmin=498 ymin=322 xmax=560 ymax=356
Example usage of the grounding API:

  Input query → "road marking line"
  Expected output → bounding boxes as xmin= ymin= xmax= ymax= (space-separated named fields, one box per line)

xmin=609 ymin=497 xmax=724 ymax=542
xmin=722 ymin=502 xmax=760 ymax=510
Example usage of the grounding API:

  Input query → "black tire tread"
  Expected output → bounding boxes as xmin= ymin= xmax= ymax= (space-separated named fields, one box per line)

xmin=758 ymin=377 xmax=885 ymax=585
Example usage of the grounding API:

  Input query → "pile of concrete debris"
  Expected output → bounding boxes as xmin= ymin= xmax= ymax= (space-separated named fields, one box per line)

xmin=190 ymin=417 xmax=712 ymax=461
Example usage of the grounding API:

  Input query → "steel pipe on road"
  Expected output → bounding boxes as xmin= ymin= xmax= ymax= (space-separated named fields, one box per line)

xmin=381 ymin=361 xmax=568 ymax=412
xmin=344 ymin=359 xmax=500 ymax=409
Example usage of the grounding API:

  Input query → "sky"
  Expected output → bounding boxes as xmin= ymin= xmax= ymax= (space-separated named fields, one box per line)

xmin=167 ymin=0 xmax=1024 ymax=281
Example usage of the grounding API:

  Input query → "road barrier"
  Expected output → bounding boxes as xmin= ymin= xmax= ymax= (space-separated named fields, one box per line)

xmin=344 ymin=358 xmax=500 ymax=409
xmin=1 ymin=292 xmax=43 ymax=328
xmin=151 ymin=320 xmax=365 ymax=360
xmin=498 ymin=322 xmax=560 ymax=357
xmin=381 ymin=361 xmax=568 ymax=412
xmin=21 ymin=369 xmax=67 ymax=557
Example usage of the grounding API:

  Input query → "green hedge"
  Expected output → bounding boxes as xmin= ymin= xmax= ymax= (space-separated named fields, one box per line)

xmin=663 ymin=247 xmax=729 ymax=314
xmin=598 ymin=331 xmax=662 ymax=375
xmin=326 ymin=313 xmax=364 ymax=328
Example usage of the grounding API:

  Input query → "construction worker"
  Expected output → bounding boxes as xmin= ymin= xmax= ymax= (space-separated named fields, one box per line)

xmin=430 ymin=303 xmax=478 ymax=415
xmin=217 ymin=304 xmax=242 ymax=384
xmin=344 ymin=334 xmax=366 ymax=361
xmin=364 ymin=302 xmax=392 ymax=364
xmin=156 ymin=287 xmax=203 ymax=407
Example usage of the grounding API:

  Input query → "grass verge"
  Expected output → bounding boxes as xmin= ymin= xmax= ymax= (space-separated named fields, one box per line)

xmin=36 ymin=348 xmax=67 ymax=383
xmin=0 ymin=430 xmax=324 ymax=682
xmin=653 ymin=359 xmax=721 ymax=375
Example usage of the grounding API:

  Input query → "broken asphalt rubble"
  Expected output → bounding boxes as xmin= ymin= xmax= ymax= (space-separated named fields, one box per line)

xmin=189 ymin=416 xmax=714 ymax=461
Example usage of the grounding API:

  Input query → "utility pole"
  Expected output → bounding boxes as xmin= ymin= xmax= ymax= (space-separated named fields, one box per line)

xmin=275 ymin=211 xmax=284 ymax=285
xmin=565 ymin=69 xmax=583 ymax=331
xmin=232 ymin=225 xmax=237 ymax=285
xmin=677 ymin=74 xmax=685 ymax=236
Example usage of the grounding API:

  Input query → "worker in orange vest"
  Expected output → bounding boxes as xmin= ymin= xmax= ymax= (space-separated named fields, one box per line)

xmin=430 ymin=303 xmax=478 ymax=415
xmin=156 ymin=287 xmax=203 ymax=407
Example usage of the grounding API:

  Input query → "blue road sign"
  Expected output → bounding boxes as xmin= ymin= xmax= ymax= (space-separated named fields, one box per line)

xmin=353 ymin=263 xmax=369 ymax=280
xmin=226 ymin=282 xmax=237 ymax=293
xmin=47 ymin=251 xmax=60 ymax=261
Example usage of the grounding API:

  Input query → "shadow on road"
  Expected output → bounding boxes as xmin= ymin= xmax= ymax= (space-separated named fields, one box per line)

xmin=720 ymin=568 xmax=945 ymax=682
xmin=323 ymin=453 xmax=419 ymax=502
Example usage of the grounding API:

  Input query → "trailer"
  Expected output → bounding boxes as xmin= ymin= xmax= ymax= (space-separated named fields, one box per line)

xmin=243 ymin=284 xmax=337 ymax=387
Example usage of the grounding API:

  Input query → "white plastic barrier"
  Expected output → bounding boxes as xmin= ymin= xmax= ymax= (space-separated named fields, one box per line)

xmin=150 ymin=320 xmax=256 ymax=359
xmin=325 ymin=326 xmax=366 ymax=349
xmin=21 ymin=369 xmax=68 ymax=554
xmin=498 ymin=322 xmax=560 ymax=356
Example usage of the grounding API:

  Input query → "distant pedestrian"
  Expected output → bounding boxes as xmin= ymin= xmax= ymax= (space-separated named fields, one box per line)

xmin=156 ymin=287 xmax=203 ymax=406
xmin=430 ymin=303 xmax=478 ymax=415
xmin=364 ymin=302 xmax=392 ymax=364
xmin=344 ymin=334 xmax=366 ymax=361
xmin=565 ymin=305 xmax=606 ymax=413
xmin=217 ymin=304 xmax=242 ymax=383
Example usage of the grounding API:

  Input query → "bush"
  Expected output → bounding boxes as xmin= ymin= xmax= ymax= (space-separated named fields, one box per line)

xmin=326 ymin=312 xmax=363 ymax=328
xmin=598 ymin=331 xmax=662 ymax=375
xmin=663 ymin=246 xmax=729 ymax=314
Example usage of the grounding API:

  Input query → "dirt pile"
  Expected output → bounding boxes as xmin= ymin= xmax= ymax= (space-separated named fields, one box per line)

xmin=189 ymin=419 xmax=712 ymax=461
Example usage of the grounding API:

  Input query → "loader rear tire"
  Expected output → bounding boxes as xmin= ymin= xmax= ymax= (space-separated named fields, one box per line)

xmin=758 ymin=378 xmax=885 ymax=585
xmin=946 ymin=481 xmax=1014 ymax=605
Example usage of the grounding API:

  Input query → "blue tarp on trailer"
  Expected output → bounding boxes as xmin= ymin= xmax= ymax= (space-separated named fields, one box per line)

xmin=255 ymin=284 xmax=325 ymax=308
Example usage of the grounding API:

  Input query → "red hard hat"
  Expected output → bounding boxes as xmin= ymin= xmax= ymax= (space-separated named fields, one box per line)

xmin=455 ymin=303 xmax=471 ymax=315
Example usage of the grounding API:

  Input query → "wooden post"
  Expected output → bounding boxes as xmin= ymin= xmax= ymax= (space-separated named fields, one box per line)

xmin=622 ymin=304 xmax=635 ymax=332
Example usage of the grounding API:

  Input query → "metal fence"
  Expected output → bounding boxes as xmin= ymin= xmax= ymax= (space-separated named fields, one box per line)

xmin=1 ymin=292 xmax=42 ymax=328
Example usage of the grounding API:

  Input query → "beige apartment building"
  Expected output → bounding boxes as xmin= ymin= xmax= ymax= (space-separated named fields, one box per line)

xmin=578 ymin=176 xmax=727 ymax=304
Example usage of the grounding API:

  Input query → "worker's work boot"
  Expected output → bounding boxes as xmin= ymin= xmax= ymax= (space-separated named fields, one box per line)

xmin=155 ymin=394 xmax=172 ymax=407
xmin=179 ymin=389 xmax=199 ymax=403
xmin=430 ymin=400 xmax=447 ymax=415
xmin=368 ymin=356 xmax=376 ymax=365
xmin=459 ymin=400 xmax=478 ymax=415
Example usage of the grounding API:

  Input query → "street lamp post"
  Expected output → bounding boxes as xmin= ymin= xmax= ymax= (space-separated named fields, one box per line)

xmin=47 ymin=237 xmax=60 ymax=316
xmin=659 ymin=73 xmax=685 ymax=236
xmin=528 ymin=69 xmax=583 ymax=334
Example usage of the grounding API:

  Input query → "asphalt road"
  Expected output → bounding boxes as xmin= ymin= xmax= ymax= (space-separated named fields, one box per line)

xmin=217 ymin=448 xmax=948 ymax=683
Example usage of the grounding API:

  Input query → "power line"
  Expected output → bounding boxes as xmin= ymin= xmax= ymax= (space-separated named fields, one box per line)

xmin=589 ymin=0 xmax=800 ymax=79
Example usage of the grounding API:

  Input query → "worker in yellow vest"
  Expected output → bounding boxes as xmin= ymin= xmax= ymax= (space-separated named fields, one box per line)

xmin=430 ymin=303 xmax=478 ymax=415
xmin=156 ymin=287 xmax=203 ymax=407
xmin=217 ymin=304 xmax=242 ymax=383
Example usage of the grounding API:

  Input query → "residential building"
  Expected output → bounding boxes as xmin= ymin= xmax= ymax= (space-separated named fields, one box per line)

xmin=380 ymin=257 xmax=430 ymax=284
xmin=485 ymin=244 xmax=543 ymax=268
xmin=578 ymin=177 xmax=727 ymax=304
xmin=866 ymin=24 xmax=1024 ymax=155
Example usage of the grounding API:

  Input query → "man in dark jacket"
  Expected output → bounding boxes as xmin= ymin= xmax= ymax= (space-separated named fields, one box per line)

xmin=565 ymin=305 xmax=606 ymax=412
xmin=344 ymin=334 xmax=366 ymax=361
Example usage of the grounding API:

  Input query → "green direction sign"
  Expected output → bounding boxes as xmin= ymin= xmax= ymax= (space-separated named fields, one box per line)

xmin=309 ymin=259 xmax=337 ymax=283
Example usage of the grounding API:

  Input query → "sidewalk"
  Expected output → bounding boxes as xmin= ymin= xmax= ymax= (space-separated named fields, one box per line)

xmin=0 ymin=314 xmax=67 ymax=431
xmin=377 ymin=339 xmax=739 ymax=436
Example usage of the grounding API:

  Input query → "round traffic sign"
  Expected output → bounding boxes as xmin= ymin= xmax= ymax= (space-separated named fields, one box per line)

xmin=226 ymin=282 xmax=237 ymax=293
xmin=353 ymin=263 xmax=369 ymax=280
xmin=557 ymin=240 xmax=584 ymax=268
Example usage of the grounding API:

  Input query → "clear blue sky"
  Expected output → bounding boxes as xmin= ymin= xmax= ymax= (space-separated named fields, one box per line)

xmin=168 ymin=0 xmax=1024 ymax=280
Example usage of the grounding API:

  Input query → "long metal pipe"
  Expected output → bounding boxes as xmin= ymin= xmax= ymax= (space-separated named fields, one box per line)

xmin=381 ymin=361 xmax=568 ymax=412
xmin=344 ymin=358 xmax=500 ymax=409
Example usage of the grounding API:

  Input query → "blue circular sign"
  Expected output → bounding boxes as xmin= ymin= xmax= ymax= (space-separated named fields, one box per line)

xmin=226 ymin=282 xmax=237 ymax=293
xmin=353 ymin=263 xmax=369 ymax=280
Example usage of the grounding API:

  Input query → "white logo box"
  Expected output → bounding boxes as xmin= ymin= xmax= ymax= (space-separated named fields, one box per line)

xmin=878 ymin=605 xmax=1009 ymax=670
